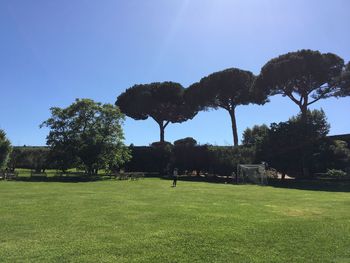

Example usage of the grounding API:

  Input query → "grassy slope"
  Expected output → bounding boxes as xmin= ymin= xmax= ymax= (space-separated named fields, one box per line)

xmin=0 ymin=179 xmax=349 ymax=263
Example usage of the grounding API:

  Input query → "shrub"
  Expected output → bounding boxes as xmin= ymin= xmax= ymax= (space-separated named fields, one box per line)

xmin=8 ymin=147 xmax=50 ymax=171
xmin=311 ymin=139 xmax=350 ymax=174
xmin=150 ymin=142 xmax=173 ymax=175
xmin=126 ymin=143 xmax=173 ymax=174
xmin=0 ymin=130 xmax=12 ymax=169
xmin=242 ymin=124 xmax=269 ymax=147
xmin=258 ymin=109 xmax=330 ymax=178
xmin=174 ymin=137 xmax=197 ymax=147
xmin=326 ymin=169 xmax=347 ymax=179
xmin=125 ymin=144 xmax=255 ymax=177
xmin=173 ymin=145 xmax=210 ymax=174
xmin=208 ymin=146 xmax=255 ymax=176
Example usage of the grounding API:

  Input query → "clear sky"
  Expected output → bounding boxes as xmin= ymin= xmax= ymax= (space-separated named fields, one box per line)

xmin=1 ymin=0 xmax=349 ymax=146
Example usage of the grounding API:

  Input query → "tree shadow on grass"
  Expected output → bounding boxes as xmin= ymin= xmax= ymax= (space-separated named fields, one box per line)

xmin=12 ymin=176 xmax=103 ymax=183
xmin=268 ymin=179 xmax=350 ymax=193
xmin=161 ymin=176 xmax=350 ymax=192
xmin=7 ymin=174 xmax=350 ymax=192
xmin=161 ymin=175 xmax=233 ymax=185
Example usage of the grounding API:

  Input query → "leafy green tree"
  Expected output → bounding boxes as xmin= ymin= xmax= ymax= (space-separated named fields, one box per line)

xmin=313 ymin=140 xmax=350 ymax=174
xmin=327 ymin=140 xmax=350 ymax=171
xmin=255 ymin=50 xmax=345 ymax=121
xmin=116 ymin=82 xmax=197 ymax=142
xmin=242 ymin=124 xmax=269 ymax=147
xmin=27 ymin=148 xmax=49 ymax=172
xmin=8 ymin=147 xmax=51 ymax=172
xmin=0 ymin=129 xmax=12 ymax=169
xmin=186 ymin=68 xmax=265 ymax=146
xmin=7 ymin=147 xmax=23 ymax=171
xmin=41 ymin=99 xmax=130 ymax=174
xmin=260 ymin=109 xmax=330 ymax=178
xmin=242 ymin=124 xmax=269 ymax=163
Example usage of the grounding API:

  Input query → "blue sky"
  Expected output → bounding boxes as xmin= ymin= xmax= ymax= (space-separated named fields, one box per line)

xmin=0 ymin=0 xmax=349 ymax=146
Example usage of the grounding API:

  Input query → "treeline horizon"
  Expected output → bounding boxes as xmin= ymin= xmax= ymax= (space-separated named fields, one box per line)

xmin=1 ymin=49 xmax=350 ymax=178
xmin=11 ymin=132 xmax=350 ymax=148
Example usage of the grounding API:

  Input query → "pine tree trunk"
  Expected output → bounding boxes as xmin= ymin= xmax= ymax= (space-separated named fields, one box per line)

xmin=159 ymin=123 xmax=165 ymax=143
xmin=300 ymin=103 xmax=308 ymax=124
xmin=229 ymin=109 xmax=239 ymax=147
xmin=299 ymin=99 xmax=310 ymax=178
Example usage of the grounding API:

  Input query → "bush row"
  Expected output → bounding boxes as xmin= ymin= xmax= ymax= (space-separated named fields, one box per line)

xmin=8 ymin=146 xmax=61 ymax=172
xmin=125 ymin=144 xmax=255 ymax=176
xmin=8 ymin=138 xmax=350 ymax=178
xmin=8 ymin=144 xmax=256 ymax=176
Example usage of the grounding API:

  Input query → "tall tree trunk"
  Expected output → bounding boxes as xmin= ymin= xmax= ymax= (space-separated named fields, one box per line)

xmin=229 ymin=108 xmax=238 ymax=147
xmin=299 ymin=96 xmax=310 ymax=178
xmin=300 ymin=104 xmax=308 ymax=124
xmin=299 ymin=94 xmax=308 ymax=124
xmin=159 ymin=122 xmax=165 ymax=143
xmin=157 ymin=120 xmax=170 ymax=143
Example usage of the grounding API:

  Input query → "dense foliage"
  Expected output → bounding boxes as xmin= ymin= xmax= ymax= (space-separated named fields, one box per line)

xmin=255 ymin=50 xmax=345 ymax=121
xmin=186 ymin=68 xmax=265 ymax=146
xmin=253 ymin=109 xmax=350 ymax=178
xmin=173 ymin=137 xmax=197 ymax=147
xmin=242 ymin=124 xmax=269 ymax=147
xmin=3 ymin=50 xmax=350 ymax=177
xmin=41 ymin=99 xmax=130 ymax=174
xmin=314 ymin=140 xmax=350 ymax=174
xmin=116 ymin=82 xmax=197 ymax=142
xmin=8 ymin=147 xmax=50 ymax=172
xmin=0 ymin=129 xmax=12 ymax=169
xmin=126 ymin=143 xmax=255 ymax=176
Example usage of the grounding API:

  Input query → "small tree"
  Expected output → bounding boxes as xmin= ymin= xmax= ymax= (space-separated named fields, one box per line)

xmin=242 ymin=124 xmax=269 ymax=147
xmin=0 ymin=129 xmax=11 ymax=169
xmin=116 ymin=82 xmax=197 ymax=143
xmin=7 ymin=147 xmax=23 ymax=171
xmin=255 ymin=50 xmax=345 ymax=121
xmin=242 ymin=124 xmax=269 ymax=163
xmin=41 ymin=99 xmax=130 ymax=174
xmin=186 ymin=68 xmax=265 ymax=146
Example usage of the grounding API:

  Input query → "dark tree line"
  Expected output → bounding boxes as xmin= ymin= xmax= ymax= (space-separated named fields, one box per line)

xmin=125 ymin=142 xmax=255 ymax=177
xmin=242 ymin=110 xmax=350 ymax=178
xmin=2 ymin=49 xmax=349 ymax=178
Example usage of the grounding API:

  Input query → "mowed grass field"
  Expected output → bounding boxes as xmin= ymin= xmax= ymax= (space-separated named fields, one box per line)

xmin=0 ymin=179 xmax=349 ymax=263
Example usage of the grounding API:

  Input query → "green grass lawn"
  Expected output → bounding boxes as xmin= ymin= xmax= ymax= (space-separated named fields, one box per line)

xmin=0 ymin=179 xmax=349 ymax=262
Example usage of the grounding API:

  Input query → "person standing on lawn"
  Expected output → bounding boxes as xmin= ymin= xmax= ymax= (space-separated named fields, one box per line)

xmin=172 ymin=168 xmax=178 ymax=187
